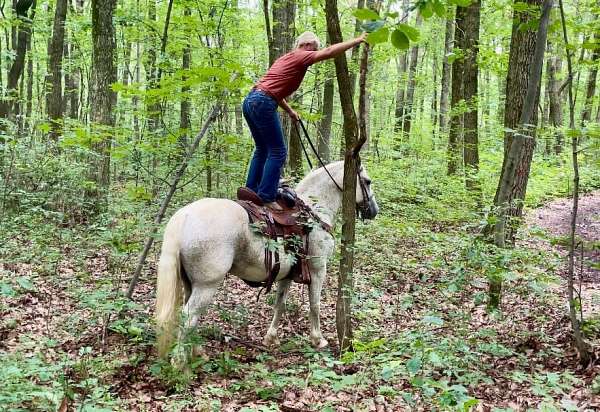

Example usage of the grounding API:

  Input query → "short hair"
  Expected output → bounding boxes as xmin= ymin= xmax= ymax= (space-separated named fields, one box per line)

xmin=295 ymin=31 xmax=321 ymax=49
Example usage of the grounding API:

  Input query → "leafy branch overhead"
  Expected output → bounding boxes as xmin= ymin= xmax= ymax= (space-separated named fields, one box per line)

xmin=353 ymin=0 xmax=472 ymax=49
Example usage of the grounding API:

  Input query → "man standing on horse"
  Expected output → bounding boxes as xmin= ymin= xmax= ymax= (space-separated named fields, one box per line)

xmin=243 ymin=31 xmax=367 ymax=210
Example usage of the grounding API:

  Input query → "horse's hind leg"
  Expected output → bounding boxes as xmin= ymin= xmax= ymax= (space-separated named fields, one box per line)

xmin=264 ymin=279 xmax=292 ymax=346
xmin=308 ymin=268 xmax=328 ymax=349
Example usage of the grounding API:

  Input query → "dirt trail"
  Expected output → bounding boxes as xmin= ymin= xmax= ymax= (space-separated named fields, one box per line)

xmin=523 ymin=190 xmax=600 ymax=319
xmin=524 ymin=190 xmax=600 ymax=282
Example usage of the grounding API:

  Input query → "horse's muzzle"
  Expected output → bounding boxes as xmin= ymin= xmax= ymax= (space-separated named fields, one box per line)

xmin=359 ymin=197 xmax=379 ymax=220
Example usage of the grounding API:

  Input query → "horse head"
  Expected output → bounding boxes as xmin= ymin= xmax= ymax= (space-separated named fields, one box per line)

xmin=356 ymin=162 xmax=379 ymax=220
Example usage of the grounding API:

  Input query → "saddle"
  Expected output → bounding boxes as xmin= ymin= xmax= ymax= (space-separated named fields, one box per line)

xmin=235 ymin=186 xmax=332 ymax=293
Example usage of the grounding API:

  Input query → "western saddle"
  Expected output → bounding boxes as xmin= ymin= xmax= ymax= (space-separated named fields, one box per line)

xmin=235 ymin=186 xmax=332 ymax=293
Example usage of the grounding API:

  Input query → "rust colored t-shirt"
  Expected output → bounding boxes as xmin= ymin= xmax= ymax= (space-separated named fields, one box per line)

xmin=255 ymin=49 xmax=318 ymax=101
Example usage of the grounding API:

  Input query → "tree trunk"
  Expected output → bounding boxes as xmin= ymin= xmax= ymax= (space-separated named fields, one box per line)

xmin=546 ymin=40 xmax=563 ymax=154
xmin=558 ymin=0 xmax=591 ymax=366
xmin=88 ymin=0 xmax=117 ymax=195
xmin=447 ymin=6 xmax=465 ymax=175
xmin=45 ymin=0 xmax=68 ymax=141
xmin=491 ymin=0 xmax=545 ymax=245
xmin=288 ymin=95 xmax=303 ymax=177
xmin=462 ymin=0 xmax=481 ymax=190
xmin=271 ymin=0 xmax=298 ymax=174
xmin=325 ymin=0 xmax=360 ymax=352
xmin=394 ymin=54 xmax=408 ymax=135
xmin=581 ymin=32 xmax=599 ymax=126
xmin=393 ymin=0 xmax=410 ymax=136
xmin=431 ymin=52 xmax=439 ymax=134
xmin=401 ymin=14 xmax=422 ymax=138
xmin=349 ymin=0 xmax=366 ymax=97
xmin=179 ymin=7 xmax=192 ymax=157
xmin=318 ymin=69 xmax=334 ymax=162
xmin=0 ymin=0 xmax=36 ymax=120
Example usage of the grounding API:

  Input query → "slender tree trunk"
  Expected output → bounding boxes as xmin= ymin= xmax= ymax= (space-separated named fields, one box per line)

xmin=263 ymin=0 xmax=275 ymax=65
xmin=25 ymin=43 xmax=33 ymax=130
xmin=0 ymin=0 xmax=36 ymax=120
xmin=45 ymin=0 xmax=68 ymax=141
xmin=88 ymin=0 xmax=117 ymax=196
xmin=447 ymin=6 xmax=465 ymax=175
xmin=402 ymin=14 xmax=422 ymax=137
xmin=546 ymin=41 xmax=563 ymax=154
xmin=462 ymin=0 xmax=481 ymax=190
xmin=271 ymin=0 xmax=298 ymax=174
xmin=179 ymin=7 xmax=192 ymax=157
xmin=581 ymin=33 xmax=599 ymax=126
xmin=393 ymin=0 xmax=410 ymax=136
xmin=325 ymin=0 xmax=360 ymax=352
xmin=318 ymin=35 xmax=334 ymax=162
xmin=349 ymin=0 xmax=366 ymax=97
xmin=431 ymin=52 xmax=439 ymax=134
xmin=558 ymin=0 xmax=591 ymax=366
xmin=394 ymin=54 xmax=408 ymax=135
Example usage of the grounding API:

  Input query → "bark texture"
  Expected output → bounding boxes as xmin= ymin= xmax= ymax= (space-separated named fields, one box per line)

xmin=447 ymin=6 xmax=465 ymax=175
xmin=89 ymin=0 xmax=117 ymax=192
xmin=462 ymin=0 xmax=481 ymax=189
xmin=401 ymin=14 xmax=422 ymax=137
xmin=491 ymin=0 xmax=544 ymax=244
xmin=0 ymin=0 xmax=35 ymax=120
xmin=325 ymin=0 xmax=360 ymax=352
xmin=45 ymin=0 xmax=68 ymax=141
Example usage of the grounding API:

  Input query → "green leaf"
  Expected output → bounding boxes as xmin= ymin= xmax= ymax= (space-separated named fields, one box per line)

xmin=353 ymin=8 xmax=380 ymax=21
xmin=433 ymin=1 xmax=446 ymax=17
xmin=362 ymin=20 xmax=385 ymax=33
xmin=397 ymin=23 xmax=420 ymax=41
xmin=391 ymin=29 xmax=409 ymax=50
xmin=0 ymin=281 xmax=16 ymax=297
xmin=366 ymin=27 xmax=389 ymax=45
xmin=453 ymin=0 xmax=473 ymax=6
xmin=422 ymin=315 xmax=444 ymax=326
xmin=419 ymin=2 xmax=434 ymax=18
xmin=16 ymin=277 xmax=35 ymax=292
xmin=406 ymin=356 xmax=422 ymax=375
xmin=386 ymin=11 xmax=399 ymax=18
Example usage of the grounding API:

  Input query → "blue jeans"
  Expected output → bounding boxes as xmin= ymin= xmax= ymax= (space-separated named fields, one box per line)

xmin=243 ymin=89 xmax=287 ymax=202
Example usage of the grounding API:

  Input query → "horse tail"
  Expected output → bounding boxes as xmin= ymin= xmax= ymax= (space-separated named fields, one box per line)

xmin=155 ymin=213 xmax=184 ymax=358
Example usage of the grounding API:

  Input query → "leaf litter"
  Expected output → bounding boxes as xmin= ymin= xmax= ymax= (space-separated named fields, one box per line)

xmin=0 ymin=192 xmax=599 ymax=410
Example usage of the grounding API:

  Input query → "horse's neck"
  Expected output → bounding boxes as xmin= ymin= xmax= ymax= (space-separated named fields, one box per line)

xmin=295 ymin=164 xmax=343 ymax=227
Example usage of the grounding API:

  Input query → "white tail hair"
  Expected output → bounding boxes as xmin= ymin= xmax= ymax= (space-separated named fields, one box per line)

xmin=155 ymin=213 xmax=184 ymax=358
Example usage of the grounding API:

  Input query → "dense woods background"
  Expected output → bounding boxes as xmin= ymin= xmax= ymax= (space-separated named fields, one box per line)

xmin=1 ymin=0 xmax=599 ymax=409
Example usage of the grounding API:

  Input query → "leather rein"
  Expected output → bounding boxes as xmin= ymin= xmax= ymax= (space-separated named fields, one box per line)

xmin=294 ymin=119 xmax=371 ymax=217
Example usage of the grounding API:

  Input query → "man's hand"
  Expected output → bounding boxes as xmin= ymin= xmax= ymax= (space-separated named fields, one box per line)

xmin=358 ymin=32 xmax=367 ymax=43
xmin=288 ymin=109 xmax=300 ymax=122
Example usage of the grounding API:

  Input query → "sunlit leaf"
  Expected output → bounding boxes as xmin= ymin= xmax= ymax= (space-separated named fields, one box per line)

xmin=366 ymin=27 xmax=389 ymax=45
xmin=397 ymin=23 xmax=420 ymax=41
xmin=353 ymin=8 xmax=380 ymax=21
xmin=391 ymin=29 xmax=409 ymax=50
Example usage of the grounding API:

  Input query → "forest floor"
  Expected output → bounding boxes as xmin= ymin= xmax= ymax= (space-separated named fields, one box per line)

xmin=1 ymin=183 xmax=599 ymax=411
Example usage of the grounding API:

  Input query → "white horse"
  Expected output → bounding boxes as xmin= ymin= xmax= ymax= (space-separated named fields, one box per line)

xmin=155 ymin=160 xmax=378 ymax=358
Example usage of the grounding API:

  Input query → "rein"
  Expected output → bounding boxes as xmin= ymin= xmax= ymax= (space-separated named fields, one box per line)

xmin=294 ymin=119 xmax=371 ymax=217
xmin=295 ymin=120 xmax=343 ymax=192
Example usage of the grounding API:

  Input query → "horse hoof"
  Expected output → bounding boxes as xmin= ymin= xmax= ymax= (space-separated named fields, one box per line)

xmin=311 ymin=337 xmax=328 ymax=349
xmin=263 ymin=334 xmax=280 ymax=347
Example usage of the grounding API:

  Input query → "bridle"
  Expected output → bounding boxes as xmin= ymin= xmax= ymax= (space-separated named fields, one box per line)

xmin=294 ymin=120 xmax=372 ymax=217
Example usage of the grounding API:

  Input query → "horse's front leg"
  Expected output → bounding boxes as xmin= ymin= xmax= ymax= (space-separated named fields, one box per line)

xmin=308 ymin=265 xmax=328 ymax=349
xmin=264 ymin=278 xmax=292 ymax=346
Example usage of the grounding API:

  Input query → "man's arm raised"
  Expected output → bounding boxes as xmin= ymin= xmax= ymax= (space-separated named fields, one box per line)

xmin=313 ymin=33 xmax=366 ymax=63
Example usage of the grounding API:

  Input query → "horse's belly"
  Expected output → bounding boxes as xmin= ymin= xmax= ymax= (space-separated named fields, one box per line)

xmin=230 ymin=245 xmax=295 ymax=283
